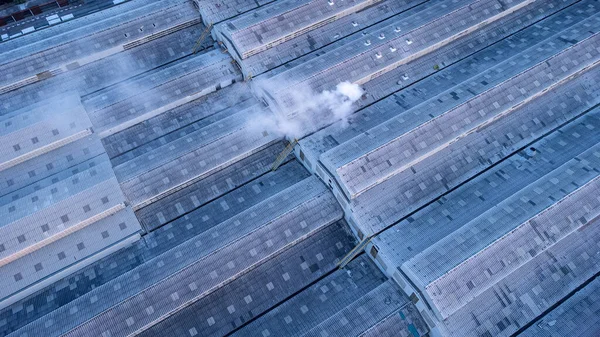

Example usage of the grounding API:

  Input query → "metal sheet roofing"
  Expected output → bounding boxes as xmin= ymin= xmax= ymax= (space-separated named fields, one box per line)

xmin=216 ymin=0 xmax=384 ymax=59
xmin=8 ymin=175 xmax=344 ymax=336
xmin=299 ymin=0 xmax=600 ymax=161
xmin=322 ymin=29 xmax=600 ymax=200
xmin=263 ymin=0 xmax=545 ymax=116
xmin=231 ymin=0 xmax=424 ymax=77
xmin=231 ymin=255 xmax=428 ymax=337
xmin=0 ymin=0 xmax=198 ymax=94
xmin=374 ymin=106 xmax=600 ymax=335
xmin=520 ymin=277 xmax=600 ymax=337
xmin=3 ymin=0 xmax=600 ymax=336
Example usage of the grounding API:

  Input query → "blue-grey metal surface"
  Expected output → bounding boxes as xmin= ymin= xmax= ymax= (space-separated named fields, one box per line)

xmin=3 ymin=0 xmax=600 ymax=336
xmin=519 ymin=276 xmax=600 ymax=337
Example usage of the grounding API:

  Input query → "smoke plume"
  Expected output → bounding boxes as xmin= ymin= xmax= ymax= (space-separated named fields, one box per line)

xmin=249 ymin=79 xmax=364 ymax=139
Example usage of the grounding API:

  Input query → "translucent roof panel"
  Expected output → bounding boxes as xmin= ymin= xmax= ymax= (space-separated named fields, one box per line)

xmin=234 ymin=0 xmax=427 ymax=77
xmin=349 ymin=41 xmax=600 ymax=235
xmin=111 ymin=104 xmax=261 ymax=178
xmin=0 ymin=155 xmax=303 ymax=335
xmin=411 ymin=172 xmax=600 ymax=319
xmin=0 ymin=136 xmax=105 ymax=197
xmin=0 ymin=157 xmax=117 ymax=229
xmin=137 ymin=220 xmax=356 ymax=337
xmin=519 ymin=277 xmax=600 ymax=337
xmin=136 ymin=150 xmax=306 ymax=232
xmin=0 ymin=0 xmax=198 ymax=93
xmin=8 ymin=176 xmax=343 ymax=336
xmin=84 ymin=51 xmax=240 ymax=137
xmin=116 ymin=112 xmax=280 ymax=209
xmin=0 ymin=207 xmax=140 ymax=302
xmin=197 ymin=0 xmax=276 ymax=26
xmin=300 ymin=281 xmax=427 ymax=337
xmin=0 ymin=126 xmax=143 ymax=303
xmin=231 ymin=255 xmax=427 ymax=337
xmin=372 ymin=106 xmax=600 ymax=335
xmin=299 ymin=0 xmax=599 ymax=160
xmin=263 ymin=0 xmax=539 ymax=115
xmin=0 ymin=23 xmax=209 ymax=116
xmin=103 ymin=82 xmax=255 ymax=160
xmin=0 ymin=94 xmax=91 ymax=171
xmin=322 ymin=30 xmax=600 ymax=199
xmin=374 ymin=106 xmax=600 ymax=274
xmin=360 ymin=304 xmax=429 ymax=337
xmin=0 ymin=159 xmax=125 ymax=260
xmin=0 ymin=93 xmax=86 ymax=134
xmin=216 ymin=0 xmax=389 ymax=59
xmin=442 ymin=212 xmax=600 ymax=336
xmin=0 ymin=0 xmax=154 ymax=54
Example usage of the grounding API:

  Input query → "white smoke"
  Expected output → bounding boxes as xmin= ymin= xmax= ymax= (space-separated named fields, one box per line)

xmin=249 ymin=79 xmax=364 ymax=139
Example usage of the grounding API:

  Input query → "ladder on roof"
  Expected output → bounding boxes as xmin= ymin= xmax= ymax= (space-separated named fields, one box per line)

xmin=272 ymin=139 xmax=298 ymax=171
xmin=337 ymin=236 xmax=372 ymax=269
xmin=193 ymin=23 xmax=213 ymax=54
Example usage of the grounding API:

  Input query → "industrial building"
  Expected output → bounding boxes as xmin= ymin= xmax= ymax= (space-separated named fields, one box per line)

xmin=0 ymin=94 xmax=142 ymax=308
xmin=520 ymin=276 xmax=600 ymax=337
xmin=1 ymin=0 xmax=599 ymax=336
